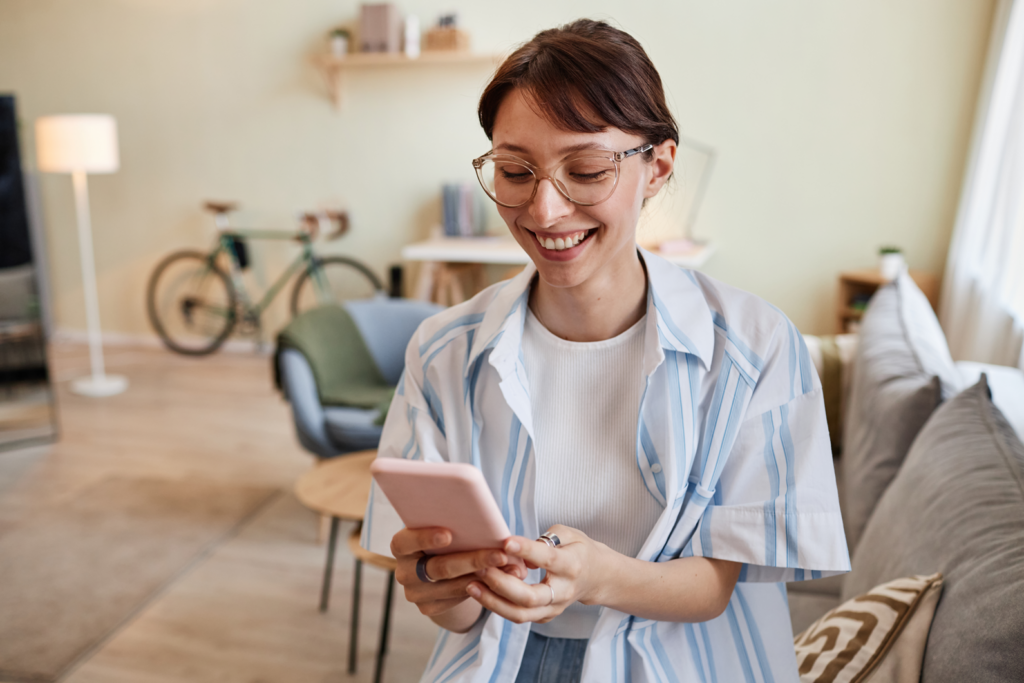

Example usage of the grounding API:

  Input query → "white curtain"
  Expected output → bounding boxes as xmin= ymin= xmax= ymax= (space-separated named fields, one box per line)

xmin=941 ymin=0 xmax=1024 ymax=370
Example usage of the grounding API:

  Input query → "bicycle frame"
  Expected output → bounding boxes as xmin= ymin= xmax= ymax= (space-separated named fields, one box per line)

xmin=214 ymin=227 xmax=332 ymax=318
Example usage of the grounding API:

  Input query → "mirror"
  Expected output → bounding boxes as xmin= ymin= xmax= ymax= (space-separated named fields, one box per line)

xmin=0 ymin=94 xmax=58 ymax=451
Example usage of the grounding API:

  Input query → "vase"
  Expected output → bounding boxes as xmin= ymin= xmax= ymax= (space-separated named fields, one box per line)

xmin=879 ymin=253 xmax=905 ymax=281
xmin=330 ymin=36 xmax=348 ymax=57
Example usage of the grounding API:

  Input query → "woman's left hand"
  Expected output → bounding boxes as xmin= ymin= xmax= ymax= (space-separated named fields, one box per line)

xmin=465 ymin=525 xmax=613 ymax=624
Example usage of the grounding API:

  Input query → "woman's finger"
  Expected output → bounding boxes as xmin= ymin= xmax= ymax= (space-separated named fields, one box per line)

xmin=503 ymin=536 xmax=563 ymax=572
xmin=420 ymin=548 xmax=511 ymax=582
xmin=390 ymin=527 xmax=451 ymax=557
xmin=402 ymin=574 xmax=477 ymax=603
xmin=475 ymin=566 xmax=552 ymax=609
xmin=466 ymin=581 xmax=549 ymax=625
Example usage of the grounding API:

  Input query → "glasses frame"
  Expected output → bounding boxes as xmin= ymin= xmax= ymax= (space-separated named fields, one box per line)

xmin=472 ymin=143 xmax=654 ymax=208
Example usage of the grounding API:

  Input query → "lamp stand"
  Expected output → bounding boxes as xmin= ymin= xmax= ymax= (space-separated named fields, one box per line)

xmin=69 ymin=170 xmax=127 ymax=397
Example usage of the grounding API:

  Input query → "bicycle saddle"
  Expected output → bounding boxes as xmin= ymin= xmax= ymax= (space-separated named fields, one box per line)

xmin=203 ymin=200 xmax=239 ymax=214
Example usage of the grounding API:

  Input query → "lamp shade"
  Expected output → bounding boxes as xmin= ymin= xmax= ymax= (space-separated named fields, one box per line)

xmin=35 ymin=114 xmax=119 ymax=174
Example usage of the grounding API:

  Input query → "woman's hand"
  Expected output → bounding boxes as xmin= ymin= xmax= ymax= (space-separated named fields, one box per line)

xmin=465 ymin=525 xmax=610 ymax=625
xmin=464 ymin=524 xmax=743 ymax=625
xmin=391 ymin=527 xmax=527 ymax=632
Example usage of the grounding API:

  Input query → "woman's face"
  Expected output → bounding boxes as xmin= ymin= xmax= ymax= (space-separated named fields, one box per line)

xmin=490 ymin=89 xmax=675 ymax=292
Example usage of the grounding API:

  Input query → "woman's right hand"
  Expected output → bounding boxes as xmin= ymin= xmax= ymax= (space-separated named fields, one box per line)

xmin=391 ymin=527 xmax=527 ymax=628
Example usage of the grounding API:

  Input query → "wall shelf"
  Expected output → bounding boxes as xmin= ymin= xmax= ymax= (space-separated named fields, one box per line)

xmin=317 ymin=51 xmax=503 ymax=109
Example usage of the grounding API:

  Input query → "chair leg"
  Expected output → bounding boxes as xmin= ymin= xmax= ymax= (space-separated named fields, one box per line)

xmin=319 ymin=516 xmax=340 ymax=612
xmin=348 ymin=558 xmax=362 ymax=674
xmin=373 ymin=571 xmax=396 ymax=683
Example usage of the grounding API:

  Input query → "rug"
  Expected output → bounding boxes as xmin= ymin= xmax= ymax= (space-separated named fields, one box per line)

xmin=0 ymin=476 xmax=278 ymax=682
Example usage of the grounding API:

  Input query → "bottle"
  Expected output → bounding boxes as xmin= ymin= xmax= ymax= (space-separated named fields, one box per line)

xmin=404 ymin=15 xmax=421 ymax=58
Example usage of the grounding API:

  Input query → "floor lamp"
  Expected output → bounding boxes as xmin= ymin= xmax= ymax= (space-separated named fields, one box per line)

xmin=35 ymin=114 xmax=128 ymax=397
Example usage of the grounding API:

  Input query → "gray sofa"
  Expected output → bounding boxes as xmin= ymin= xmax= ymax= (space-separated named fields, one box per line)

xmin=787 ymin=274 xmax=1024 ymax=681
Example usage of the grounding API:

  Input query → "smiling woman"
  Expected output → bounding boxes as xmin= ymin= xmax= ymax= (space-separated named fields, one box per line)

xmin=362 ymin=18 xmax=849 ymax=683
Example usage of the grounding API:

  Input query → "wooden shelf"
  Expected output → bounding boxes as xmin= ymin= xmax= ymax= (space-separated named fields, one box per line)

xmin=317 ymin=51 xmax=503 ymax=109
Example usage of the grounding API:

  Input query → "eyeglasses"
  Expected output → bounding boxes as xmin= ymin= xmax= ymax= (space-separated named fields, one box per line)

xmin=472 ymin=144 xmax=653 ymax=208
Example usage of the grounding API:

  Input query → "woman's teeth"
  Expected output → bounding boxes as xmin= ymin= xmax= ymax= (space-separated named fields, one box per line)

xmin=539 ymin=230 xmax=590 ymax=251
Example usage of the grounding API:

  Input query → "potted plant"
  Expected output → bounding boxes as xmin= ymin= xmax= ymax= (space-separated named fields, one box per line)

xmin=329 ymin=27 xmax=351 ymax=57
xmin=879 ymin=246 xmax=905 ymax=281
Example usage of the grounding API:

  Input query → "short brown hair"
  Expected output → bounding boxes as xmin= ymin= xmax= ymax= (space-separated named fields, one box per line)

xmin=478 ymin=19 xmax=678 ymax=155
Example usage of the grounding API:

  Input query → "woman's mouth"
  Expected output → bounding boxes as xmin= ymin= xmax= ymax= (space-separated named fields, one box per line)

xmin=530 ymin=228 xmax=595 ymax=252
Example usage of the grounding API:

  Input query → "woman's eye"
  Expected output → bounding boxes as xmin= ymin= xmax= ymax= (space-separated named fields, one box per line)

xmin=498 ymin=167 xmax=533 ymax=183
xmin=569 ymin=169 xmax=611 ymax=182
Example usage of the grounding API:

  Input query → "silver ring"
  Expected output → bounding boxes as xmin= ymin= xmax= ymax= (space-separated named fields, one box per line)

xmin=544 ymin=581 xmax=555 ymax=606
xmin=538 ymin=532 xmax=561 ymax=548
xmin=416 ymin=555 xmax=437 ymax=583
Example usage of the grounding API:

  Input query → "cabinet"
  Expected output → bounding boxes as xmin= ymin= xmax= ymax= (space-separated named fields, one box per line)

xmin=837 ymin=269 xmax=940 ymax=333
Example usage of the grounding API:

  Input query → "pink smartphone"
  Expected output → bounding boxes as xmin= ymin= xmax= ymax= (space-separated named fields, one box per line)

xmin=370 ymin=458 xmax=511 ymax=555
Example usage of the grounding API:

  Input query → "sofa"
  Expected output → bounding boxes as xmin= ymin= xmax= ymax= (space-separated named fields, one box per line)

xmin=786 ymin=273 xmax=1024 ymax=681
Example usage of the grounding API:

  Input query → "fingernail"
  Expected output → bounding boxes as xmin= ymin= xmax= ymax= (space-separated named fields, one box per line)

xmin=491 ymin=553 xmax=505 ymax=565
xmin=467 ymin=584 xmax=481 ymax=598
xmin=506 ymin=540 xmax=520 ymax=553
xmin=434 ymin=533 xmax=447 ymax=546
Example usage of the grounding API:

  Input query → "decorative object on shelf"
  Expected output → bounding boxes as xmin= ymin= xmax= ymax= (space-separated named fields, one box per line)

xmin=359 ymin=3 xmax=401 ymax=53
xmin=404 ymin=14 xmax=420 ymax=58
xmin=425 ymin=13 xmax=469 ymax=52
xmin=35 ymin=114 xmax=127 ymax=397
xmin=879 ymin=245 xmax=905 ymax=281
xmin=329 ymin=27 xmax=350 ymax=57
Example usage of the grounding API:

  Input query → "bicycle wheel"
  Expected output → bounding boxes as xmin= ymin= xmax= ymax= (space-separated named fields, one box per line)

xmin=147 ymin=250 xmax=237 ymax=355
xmin=290 ymin=255 xmax=384 ymax=316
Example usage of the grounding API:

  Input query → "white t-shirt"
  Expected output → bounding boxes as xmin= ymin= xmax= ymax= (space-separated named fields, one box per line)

xmin=522 ymin=307 xmax=664 ymax=639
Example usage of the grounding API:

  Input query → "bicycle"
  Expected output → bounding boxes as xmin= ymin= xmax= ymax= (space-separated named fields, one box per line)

xmin=146 ymin=201 xmax=384 ymax=356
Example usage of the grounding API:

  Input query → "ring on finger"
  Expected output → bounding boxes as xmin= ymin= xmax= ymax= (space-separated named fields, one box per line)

xmin=543 ymin=581 xmax=555 ymax=606
xmin=538 ymin=532 xmax=561 ymax=548
xmin=416 ymin=555 xmax=437 ymax=583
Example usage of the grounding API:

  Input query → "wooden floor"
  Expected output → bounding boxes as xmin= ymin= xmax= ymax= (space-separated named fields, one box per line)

xmin=0 ymin=343 xmax=438 ymax=683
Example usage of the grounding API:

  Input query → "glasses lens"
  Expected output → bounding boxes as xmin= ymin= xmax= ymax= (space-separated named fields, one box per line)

xmin=477 ymin=157 xmax=535 ymax=207
xmin=556 ymin=155 xmax=618 ymax=205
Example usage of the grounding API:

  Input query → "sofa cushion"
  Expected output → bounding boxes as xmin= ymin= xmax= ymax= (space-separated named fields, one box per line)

xmin=956 ymin=360 xmax=1024 ymax=439
xmin=842 ymin=376 xmax=1024 ymax=682
xmin=795 ymin=573 xmax=943 ymax=683
xmin=323 ymin=406 xmax=384 ymax=452
xmin=841 ymin=273 xmax=959 ymax=555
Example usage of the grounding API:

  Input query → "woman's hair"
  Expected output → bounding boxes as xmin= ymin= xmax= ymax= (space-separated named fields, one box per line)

xmin=478 ymin=19 xmax=678 ymax=156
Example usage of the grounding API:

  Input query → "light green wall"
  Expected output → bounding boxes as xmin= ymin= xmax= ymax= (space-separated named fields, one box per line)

xmin=0 ymin=0 xmax=995 ymax=336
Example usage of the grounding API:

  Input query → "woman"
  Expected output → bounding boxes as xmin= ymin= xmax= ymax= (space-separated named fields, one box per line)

xmin=362 ymin=19 xmax=849 ymax=682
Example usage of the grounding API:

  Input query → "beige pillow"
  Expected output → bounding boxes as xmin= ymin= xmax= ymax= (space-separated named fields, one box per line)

xmin=793 ymin=573 xmax=943 ymax=683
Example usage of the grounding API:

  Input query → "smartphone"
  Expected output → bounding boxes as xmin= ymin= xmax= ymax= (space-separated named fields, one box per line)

xmin=370 ymin=458 xmax=511 ymax=555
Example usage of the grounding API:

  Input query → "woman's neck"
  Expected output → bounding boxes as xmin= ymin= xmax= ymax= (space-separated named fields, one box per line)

xmin=528 ymin=249 xmax=648 ymax=342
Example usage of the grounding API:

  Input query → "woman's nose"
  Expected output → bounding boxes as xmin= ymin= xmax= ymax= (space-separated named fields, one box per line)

xmin=528 ymin=177 xmax=573 ymax=228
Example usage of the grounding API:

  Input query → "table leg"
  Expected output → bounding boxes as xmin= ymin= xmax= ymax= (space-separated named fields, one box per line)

xmin=373 ymin=571 xmax=396 ymax=683
xmin=349 ymin=557 xmax=362 ymax=674
xmin=319 ymin=516 xmax=340 ymax=612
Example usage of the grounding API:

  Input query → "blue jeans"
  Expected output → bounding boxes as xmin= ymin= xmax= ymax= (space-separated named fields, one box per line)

xmin=514 ymin=631 xmax=588 ymax=683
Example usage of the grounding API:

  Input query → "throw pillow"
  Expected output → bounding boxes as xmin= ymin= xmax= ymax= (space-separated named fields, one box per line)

xmin=841 ymin=272 xmax=959 ymax=555
xmin=794 ymin=572 xmax=943 ymax=683
xmin=843 ymin=375 xmax=1024 ymax=682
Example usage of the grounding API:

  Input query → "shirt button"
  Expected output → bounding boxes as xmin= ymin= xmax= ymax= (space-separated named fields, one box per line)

xmin=651 ymin=463 xmax=663 ymax=474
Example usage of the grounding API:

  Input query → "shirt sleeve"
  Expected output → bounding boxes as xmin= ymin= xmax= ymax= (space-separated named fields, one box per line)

xmin=682 ymin=319 xmax=851 ymax=583
xmin=360 ymin=335 xmax=449 ymax=559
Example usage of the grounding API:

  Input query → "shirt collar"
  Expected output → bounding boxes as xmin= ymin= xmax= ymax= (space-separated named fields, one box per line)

xmin=465 ymin=247 xmax=715 ymax=376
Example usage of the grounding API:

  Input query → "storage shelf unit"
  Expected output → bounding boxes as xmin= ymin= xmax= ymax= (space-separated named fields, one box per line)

xmin=317 ymin=52 xmax=503 ymax=108
xmin=837 ymin=269 xmax=940 ymax=333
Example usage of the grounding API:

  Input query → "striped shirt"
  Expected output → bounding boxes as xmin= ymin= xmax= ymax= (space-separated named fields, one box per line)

xmin=362 ymin=248 xmax=850 ymax=683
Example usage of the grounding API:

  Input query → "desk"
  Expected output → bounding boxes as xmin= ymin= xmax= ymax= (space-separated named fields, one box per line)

xmin=402 ymin=236 xmax=716 ymax=304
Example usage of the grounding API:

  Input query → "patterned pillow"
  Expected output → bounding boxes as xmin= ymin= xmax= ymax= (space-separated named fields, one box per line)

xmin=793 ymin=573 xmax=943 ymax=683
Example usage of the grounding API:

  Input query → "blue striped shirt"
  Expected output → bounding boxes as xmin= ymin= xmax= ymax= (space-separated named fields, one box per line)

xmin=363 ymin=249 xmax=850 ymax=682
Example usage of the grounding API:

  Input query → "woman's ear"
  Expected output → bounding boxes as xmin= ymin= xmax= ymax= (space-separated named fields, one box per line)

xmin=643 ymin=139 xmax=677 ymax=198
